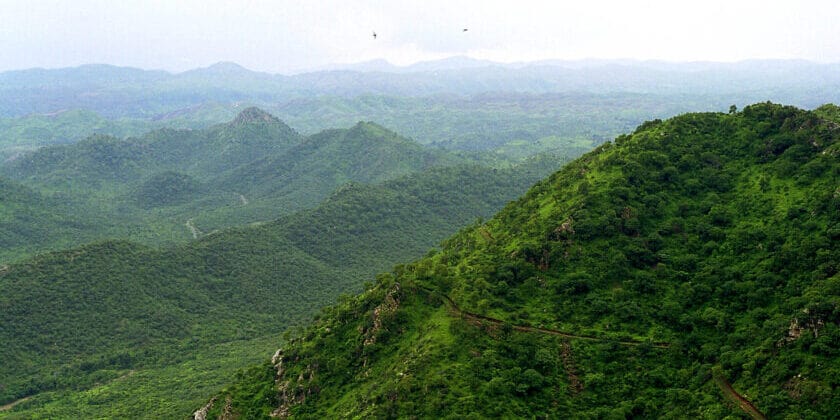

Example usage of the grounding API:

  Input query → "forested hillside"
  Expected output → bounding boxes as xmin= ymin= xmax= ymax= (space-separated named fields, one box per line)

xmin=3 ymin=107 xmax=302 ymax=186
xmin=0 ymin=155 xmax=565 ymax=418
xmin=205 ymin=102 xmax=839 ymax=418
xmin=0 ymin=177 xmax=95 ymax=258
xmin=0 ymin=109 xmax=476 ymax=262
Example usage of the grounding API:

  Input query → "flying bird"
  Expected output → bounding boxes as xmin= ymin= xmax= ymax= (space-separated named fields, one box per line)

xmin=372 ymin=31 xmax=377 ymax=40
xmin=463 ymin=28 xmax=468 ymax=32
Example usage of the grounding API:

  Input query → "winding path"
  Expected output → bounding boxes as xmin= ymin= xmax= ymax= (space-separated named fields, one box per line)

xmin=413 ymin=285 xmax=766 ymax=418
xmin=713 ymin=369 xmax=767 ymax=419
xmin=186 ymin=218 xmax=201 ymax=239
xmin=0 ymin=396 xmax=31 ymax=412
xmin=415 ymin=285 xmax=670 ymax=348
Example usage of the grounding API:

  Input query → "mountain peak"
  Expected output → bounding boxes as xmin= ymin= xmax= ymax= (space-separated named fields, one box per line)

xmin=204 ymin=61 xmax=248 ymax=73
xmin=232 ymin=107 xmax=281 ymax=125
xmin=349 ymin=120 xmax=392 ymax=136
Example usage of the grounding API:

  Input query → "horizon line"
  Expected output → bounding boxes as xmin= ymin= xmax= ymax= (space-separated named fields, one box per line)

xmin=2 ymin=56 xmax=838 ymax=76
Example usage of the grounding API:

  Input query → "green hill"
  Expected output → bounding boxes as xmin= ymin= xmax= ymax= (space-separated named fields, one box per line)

xmin=204 ymin=102 xmax=839 ymax=418
xmin=0 ymin=157 xmax=563 ymax=417
xmin=0 ymin=110 xmax=477 ymax=261
xmin=0 ymin=109 xmax=305 ymax=261
xmin=3 ymin=107 xmax=302 ymax=186
xmin=209 ymin=121 xmax=463 ymax=221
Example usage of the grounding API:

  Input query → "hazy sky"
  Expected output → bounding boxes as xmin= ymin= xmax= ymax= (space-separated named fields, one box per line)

xmin=1 ymin=0 xmax=839 ymax=73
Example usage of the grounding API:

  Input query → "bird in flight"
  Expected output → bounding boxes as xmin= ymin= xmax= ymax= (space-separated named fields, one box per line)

xmin=372 ymin=31 xmax=377 ymax=40
xmin=463 ymin=28 xmax=468 ymax=32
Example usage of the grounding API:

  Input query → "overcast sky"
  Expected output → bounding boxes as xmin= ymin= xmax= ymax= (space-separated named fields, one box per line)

xmin=1 ymin=0 xmax=839 ymax=73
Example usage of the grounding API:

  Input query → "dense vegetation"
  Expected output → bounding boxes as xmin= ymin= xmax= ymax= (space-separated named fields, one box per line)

xmin=0 ymin=109 xmax=481 ymax=262
xmin=206 ymin=102 xmax=839 ymax=418
xmin=0 ymin=177 xmax=98 ymax=259
xmin=0 ymin=154 xmax=564 ymax=417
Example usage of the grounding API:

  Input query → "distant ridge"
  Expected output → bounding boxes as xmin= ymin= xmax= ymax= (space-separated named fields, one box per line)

xmin=2 ymin=58 xmax=840 ymax=118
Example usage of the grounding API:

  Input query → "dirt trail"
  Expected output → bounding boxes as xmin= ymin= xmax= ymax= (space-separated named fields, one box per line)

xmin=0 ymin=396 xmax=31 ymax=412
xmin=416 ymin=286 xmax=669 ymax=348
xmin=713 ymin=370 xmax=766 ymax=419
xmin=415 ymin=286 xmax=766 ymax=415
xmin=237 ymin=193 xmax=249 ymax=205
xmin=186 ymin=218 xmax=201 ymax=239
xmin=560 ymin=341 xmax=583 ymax=395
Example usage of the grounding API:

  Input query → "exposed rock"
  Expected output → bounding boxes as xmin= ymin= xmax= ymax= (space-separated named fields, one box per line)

xmin=193 ymin=397 xmax=215 ymax=420
xmin=778 ymin=313 xmax=826 ymax=347
xmin=363 ymin=283 xmax=402 ymax=346
xmin=560 ymin=341 xmax=583 ymax=396
xmin=553 ymin=217 xmax=575 ymax=240
xmin=221 ymin=396 xmax=233 ymax=420
xmin=271 ymin=362 xmax=317 ymax=418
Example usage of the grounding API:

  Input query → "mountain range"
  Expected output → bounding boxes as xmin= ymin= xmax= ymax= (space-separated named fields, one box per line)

xmin=2 ymin=59 xmax=840 ymax=120
xmin=0 ymin=108 xmax=570 ymax=417
xmin=0 ymin=108 xmax=487 ymax=262
xmin=201 ymin=102 xmax=839 ymax=418
xmin=1 ymin=56 xmax=838 ymax=418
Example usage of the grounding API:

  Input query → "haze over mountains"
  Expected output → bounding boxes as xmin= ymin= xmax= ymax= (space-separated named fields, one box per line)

xmin=3 ymin=58 xmax=840 ymax=119
xmin=4 ymin=57 xmax=839 ymax=168
xmin=0 ymin=54 xmax=838 ymax=419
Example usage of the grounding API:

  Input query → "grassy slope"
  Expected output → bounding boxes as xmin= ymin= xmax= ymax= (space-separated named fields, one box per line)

xmin=208 ymin=102 xmax=839 ymax=418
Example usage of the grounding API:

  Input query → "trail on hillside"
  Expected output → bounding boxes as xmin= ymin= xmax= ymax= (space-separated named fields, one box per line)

xmin=415 ymin=286 xmax=669 ymax=348
xmin=713 ymin=369 xmax=767 ymax=419
xmin=3 ymin=152 xmax=23 ymax=164
xmin=559 ymin=340 xmax=583 ymax=395
xmin=414 ymin=285 xmax=770 ymax=416
xmin=186 ymin=218 xmax=201 ymax=239
xmin=236 ymin=192 xmax=248 ymax=205
xmin=0 ymin=396 xmax=31 ymax=412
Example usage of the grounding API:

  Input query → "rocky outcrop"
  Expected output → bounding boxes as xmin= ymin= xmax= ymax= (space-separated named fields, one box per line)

xmin=193 ymin=397 xmax=215 ymax=420
xmin=363 ymin=282 xmax=402 ymax=346
xmin=778 ymin=311 xmax=827 ymax=347
xmin=270 ymin=350 xmax=318 ymax=418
